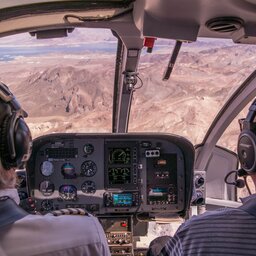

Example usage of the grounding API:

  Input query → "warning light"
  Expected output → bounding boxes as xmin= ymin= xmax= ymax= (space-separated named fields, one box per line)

xmin=143 ymin=37 xmax=157 ymax=53
xmin=157 ymin=159 xmax=167 ymax=165
xmin=121 ymin=222 xmax=127 ymax=228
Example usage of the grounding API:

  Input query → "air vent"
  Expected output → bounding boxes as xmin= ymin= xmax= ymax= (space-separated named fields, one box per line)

xmin=206 ymin=17 xmax=244 ymax=33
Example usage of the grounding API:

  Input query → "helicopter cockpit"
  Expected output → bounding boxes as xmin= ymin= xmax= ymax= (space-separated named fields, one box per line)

xmin=2 ymin=0 xmax=256 ymax=255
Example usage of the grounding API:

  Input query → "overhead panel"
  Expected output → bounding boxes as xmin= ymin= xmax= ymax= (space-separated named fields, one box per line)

xmin=135 ymin=0 xmax=256 ymax=44
xmin=143 ymin=12 xmax=199 ymax=41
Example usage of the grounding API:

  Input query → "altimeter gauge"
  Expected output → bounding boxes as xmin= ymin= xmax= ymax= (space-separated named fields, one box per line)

xmin=81 ymin=180 xmax=96 ymax=194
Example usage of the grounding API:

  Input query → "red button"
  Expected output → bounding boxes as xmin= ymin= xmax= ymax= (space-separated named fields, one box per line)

xmin=121 ymin=222 xmax=127 ymax=227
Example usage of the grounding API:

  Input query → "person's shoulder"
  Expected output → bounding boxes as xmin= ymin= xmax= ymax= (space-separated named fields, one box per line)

xmin=27 ymin=212 xmax=101 ymax=227
xmin=22 ymin=213 xmax=105 ymax=241
xmin=180 ymin=207 xmax=240 ymax=230
xmin=194 ymin=207 xmax=240 ymax=220
xmin=26 ymin=211 xmax=98 ymax=222
xmin=11 ymin=213 xmax=111 ymax=256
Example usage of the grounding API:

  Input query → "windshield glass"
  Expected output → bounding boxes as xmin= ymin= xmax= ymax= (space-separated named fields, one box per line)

xmin=129 ymin=38 xmax=256 ymax=144
xmin=0 ymin=29 xmax=255 ymax=145
xmin=0 ymin=28 xmax=117 ymax=137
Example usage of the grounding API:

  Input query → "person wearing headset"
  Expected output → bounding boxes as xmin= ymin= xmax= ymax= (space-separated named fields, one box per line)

xmin=147 ymin=99 xmax=256 ymax=256
xmin=0 ymin=82 xmax=111 ymax=256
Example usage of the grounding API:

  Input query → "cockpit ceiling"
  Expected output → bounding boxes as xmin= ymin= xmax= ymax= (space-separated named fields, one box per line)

xmin=1 ymin=0 xmax=256 ymax=43
xmin=0 ymin=0 xmax=133 ymax=9
xmin=0 ymin=0 xmax=135 ymax=37
xmin=134 ymin=0 xmax=256 ymax=43
xmin=0 ymin=0 xmax=133 ymax=20
xmin=0 ymin=10 xmax=131 ymax=37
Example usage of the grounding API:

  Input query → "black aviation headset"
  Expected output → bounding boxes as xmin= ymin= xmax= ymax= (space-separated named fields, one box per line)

xmin=224 ymin=99 xmax=256 ymax=190
xmin=0 ymin=82 xmax=32 ymax=170
xmin=237 ymin=99 xmax=256 ymax=174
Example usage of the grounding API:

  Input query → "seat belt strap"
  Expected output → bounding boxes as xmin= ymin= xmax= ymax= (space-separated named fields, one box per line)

xmin=0 ymin=196 xmax=28 ymax=229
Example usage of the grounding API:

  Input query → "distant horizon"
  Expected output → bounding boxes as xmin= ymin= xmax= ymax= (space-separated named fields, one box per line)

xmin=0 ymin=28 xmax=236 ymax=62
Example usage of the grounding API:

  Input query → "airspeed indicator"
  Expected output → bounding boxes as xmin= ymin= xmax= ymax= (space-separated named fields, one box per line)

xmin=80 ymin=160 xmax=97 ymax=177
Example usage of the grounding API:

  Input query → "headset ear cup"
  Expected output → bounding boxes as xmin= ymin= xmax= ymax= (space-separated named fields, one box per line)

xmin=238 ymin=129 xmax=256 ymax=173
xmin=0 ymin=115 xmax=32 ymax=170
xmin=14 ymin=118 xmax=32 ymax=168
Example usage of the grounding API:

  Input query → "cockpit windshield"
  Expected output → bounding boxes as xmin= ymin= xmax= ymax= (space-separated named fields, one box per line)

xmin=130 ymin=38 xmax=256 ymax=145
xmin=0 ymin=30 xmax=255 ymax=145
xmin=0 ymin=28 xmax=117 ymax=137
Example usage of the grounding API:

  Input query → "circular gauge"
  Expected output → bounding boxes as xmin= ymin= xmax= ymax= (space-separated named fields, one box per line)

xmin=39 ymin=180 xmax=55 ymax=196
xmin=83 ymin=144 xmax=94 ymax=155
xmin=61 ymin=163 xmax=76 ymax=178
xmin=40 ymin=161 xmax=54 ymax=177
xmin=59 ymin=185 xmax=77 ymax=200
xmin=81 ymin=180 xmax=96 ymax=194
xmin=41 ymin=200 xmax=53 ymax=211
xmin=80 ymin=160 xmax=97 ymax=177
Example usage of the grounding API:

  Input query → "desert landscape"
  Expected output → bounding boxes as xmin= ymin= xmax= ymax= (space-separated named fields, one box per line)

xmin=0 ymin=29 xmax=255 ymax=151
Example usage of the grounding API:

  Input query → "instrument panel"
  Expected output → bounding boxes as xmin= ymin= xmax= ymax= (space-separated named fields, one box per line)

xmin=26 ymin=133 xmax=194 ymax=217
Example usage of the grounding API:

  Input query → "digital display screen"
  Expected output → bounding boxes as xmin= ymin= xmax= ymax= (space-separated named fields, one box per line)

xmin=108 ymin=148 xmax=131 ymax=165
xmin=149 ymin=188 xmax=168 ymax=195
xmin=148 ymin=188 xmax=168 ymax=201
xmin=108 ymin=167 xmax=131 ymax=184
xmin=113 ymin=193 xmax=132 ymax=206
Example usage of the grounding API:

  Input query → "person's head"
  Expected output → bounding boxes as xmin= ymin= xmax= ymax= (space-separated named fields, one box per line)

xmin=0 ymin=82 xmax=32 ymax=189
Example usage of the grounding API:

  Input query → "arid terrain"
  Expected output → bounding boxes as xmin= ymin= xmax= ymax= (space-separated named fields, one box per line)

xmin=0 ymin=32 xmax=255 ymax=151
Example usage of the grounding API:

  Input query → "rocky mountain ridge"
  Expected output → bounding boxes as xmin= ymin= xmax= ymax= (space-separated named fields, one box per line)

xmin=0 ymin=41 xmax=256 ymax=149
